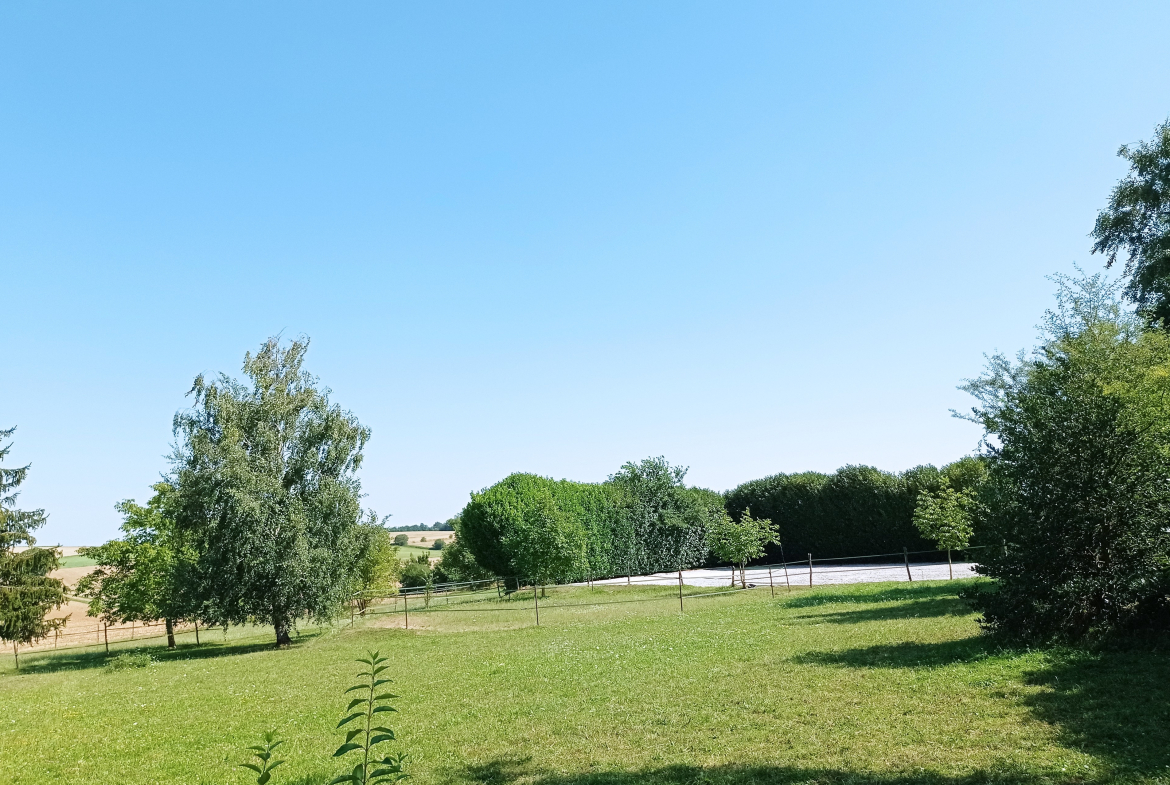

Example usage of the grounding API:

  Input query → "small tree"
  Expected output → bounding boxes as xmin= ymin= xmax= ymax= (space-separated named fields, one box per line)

xmin=0 ymin=426 xmax=67 ymax=669
xmin=912 ymin=486 xmax=974 ymax=579
xmin=77 ymin=483 xmax=196 ymax=648
xmin=351 ymin=517 xmax=400 ymax=613
xmin=708 ymin=507 xmax=779 ymax=588
xmin=392 ymin=534 xmax=409 ymax=548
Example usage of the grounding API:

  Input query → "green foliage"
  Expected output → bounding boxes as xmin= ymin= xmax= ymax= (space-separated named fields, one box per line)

xmin=171 ymin=337 xmax=370 ymax=646
xmin=430 ymin=540 xmax=443 ymax=551
xmin=432 ymin=532 xmax=492 ymax=584
xmin=104 ymin=651 xmax=154 ymax=672
xmin=76 ymin=483 xmax=195 ymax=648
xmin=331 ymin=650 xmax=407 ymax=785
xmin=392 ymin=534 xmax=409 ymax=547
xmin=458 ymin=458 xmax=719 ymax=584
xmin=0 ymin=426 xmax=66 ymax=665
xmin=240 ymin=731 xmax=285 ymax=785
xmin=912 ymin=487 xmax=974 ymax=551
xmin=1092 ymin=119 xmax=1170 ymax=324
xmin=724 ymin=460 xmax=984 ymax=560
xmin=708 ymin=508 xmax=779 ymax=588
xmin=963 ymin=272 xmax=1170 ymax=641
xmin=398 ymin=554 xmax=432 ymax=589
xmin=351 ymin=518 xmax=400 ymax=610
xmin=606 ymin=458 xmax=719 ymax=575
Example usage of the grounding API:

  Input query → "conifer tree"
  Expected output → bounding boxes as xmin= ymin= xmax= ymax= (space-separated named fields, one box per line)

xmin=0 ymin=426 xmax=66 ymax=669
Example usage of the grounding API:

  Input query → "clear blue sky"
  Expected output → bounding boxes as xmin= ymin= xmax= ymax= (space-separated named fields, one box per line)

xmin=4 ymin=2 xmax=1169 ymax=544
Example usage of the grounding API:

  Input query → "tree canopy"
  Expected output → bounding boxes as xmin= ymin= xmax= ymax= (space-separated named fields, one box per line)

xmin=77 ymin=482 xmax=196 ymax=648
xmin=171 ymin=337 xmax=370 ymax=646
xmin=1092 ymin=119 xmax=1170 ymax=324
xmin=0 ymin=426 xmax=66 ymax=666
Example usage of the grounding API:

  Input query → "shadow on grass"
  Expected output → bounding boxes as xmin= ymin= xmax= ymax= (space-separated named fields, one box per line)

xmin=790 ymin=637 xmax=995 ymax=669
xmin=7 ymin=629 xmax=330 ymax=676
xmin=792 ymin=636 xmax=1170 ymax=778
xmin=779 ymin=583 xmax=977 ymax=626
xmin=1023 ymin=645 xmax=1170 ymax=778
xmin=782 ymin=582 xmax=977 ymax=609
xmin=445 ymin=758 xmax=1069 ymax=785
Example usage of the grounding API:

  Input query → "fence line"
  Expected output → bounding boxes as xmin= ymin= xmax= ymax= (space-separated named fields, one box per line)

xmin=6 ymin=545 xmax=983 ymax=667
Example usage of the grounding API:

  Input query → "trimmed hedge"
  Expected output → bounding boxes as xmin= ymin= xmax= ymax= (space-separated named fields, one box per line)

xmin=724 ymin=460 xmax=985 ymax=561
xmin=457 ymin=466 xmax=721 ymax=584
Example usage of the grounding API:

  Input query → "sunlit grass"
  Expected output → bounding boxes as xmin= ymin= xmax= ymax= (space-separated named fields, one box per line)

xmin=3 ymin=579 xmax=1168 ymax=785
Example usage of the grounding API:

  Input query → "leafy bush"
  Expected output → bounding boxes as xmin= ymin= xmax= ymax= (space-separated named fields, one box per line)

xmin=457 ymin=458 xmax=721 ymax=584
xmin=963 ymin=272 xmax=1170 ymax=642
xmin=392 ymin=534 xmax=408 ymax=547
xmin=432 ymin=533 xmax=493 ymax=584
xmin=398 ymin=555 xmax=432 ymax=589
xmin=430 ymin=540 xmax=443 ymax=551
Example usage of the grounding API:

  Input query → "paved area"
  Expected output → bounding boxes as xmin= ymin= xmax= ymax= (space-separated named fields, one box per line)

xmin=589 ymin=561 xmax=978 ymax=589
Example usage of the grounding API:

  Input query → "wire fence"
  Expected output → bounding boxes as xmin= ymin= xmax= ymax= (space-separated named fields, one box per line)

xmin=5 ymin=544 xmax=989 ymax=667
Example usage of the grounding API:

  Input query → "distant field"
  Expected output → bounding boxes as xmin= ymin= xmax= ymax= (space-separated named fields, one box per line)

xmin=396 ymin=543 xmax=441 ymax=561
xmin=4 ymin=579 xmax=1167 ymax=784
xmin=58 ymin=554 xmax=97 ymax=568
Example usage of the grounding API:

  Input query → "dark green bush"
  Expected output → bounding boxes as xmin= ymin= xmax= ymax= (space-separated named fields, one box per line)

xmin=398 ymin=555 xmax=432 ymax=589
xmin=392 ymin=534 xmax=408 ymax=547
xmin=963 ymin=274 xmax=1170 ymax=642
xmin=724 ymin=461 xmax=983 ymax=561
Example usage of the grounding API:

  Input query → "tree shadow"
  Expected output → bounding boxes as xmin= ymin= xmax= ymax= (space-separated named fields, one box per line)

xmin=782 ymin=583 xmax=973 ymax=609
xmin=7 ymin=630 xmax=329 ymax=676
xmin=443 ymin=758 xmax=1064 ymax=785
xmin=788 ymin=598 xmax=972 ymax=626
xmin=1022 ymin=644 xmax=1170 ymax=778
xmin=789 ymin=638 xmax=995 ymax=669
xmin=791 ymin=636 xmax=1170 ymax=778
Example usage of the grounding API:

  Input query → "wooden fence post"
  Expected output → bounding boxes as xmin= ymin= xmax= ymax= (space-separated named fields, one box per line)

xmin=103 ymin=624 xmax=109 ymax=654
xmin=678 ymin=570 xmax=684 ymax=612
xmin=533 ymin=584 xmax=540 ymax=627
xmin=780 ymin=544 xmax=792 ymax=591
xmin=808 ymin=554 xmax=813 ymax=587
xmin=404 ymin=595 xmax=409 ymax=630
xmin=194 ymin=620 xmax=200 ymax=645
xmin=904 ymin=547 xmax=913 ymax=582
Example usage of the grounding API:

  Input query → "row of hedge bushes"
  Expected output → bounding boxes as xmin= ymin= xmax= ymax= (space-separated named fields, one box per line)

xmin=447 ymin=457 xmax=987 ymax=584
xmin=723 ymin=458 xmax=985 ymax=561
xmin=454 ymin=459 xmax=724 ymax=583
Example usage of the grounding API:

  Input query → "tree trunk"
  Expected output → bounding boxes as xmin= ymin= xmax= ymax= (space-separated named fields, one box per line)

xmin=165 ymin=618 xmax=176 ymax=649
xmin=12 ymin=641 xmax=17 ymax=671
xmin=274 ymin=614 xmax=292 ymax=647
xmin=740 ymin=565 xmax=747 ymax=589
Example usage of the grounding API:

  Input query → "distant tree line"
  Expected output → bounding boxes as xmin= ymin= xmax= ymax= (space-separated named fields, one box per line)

xmin=385 ymin=522 xmax=455 ymax=533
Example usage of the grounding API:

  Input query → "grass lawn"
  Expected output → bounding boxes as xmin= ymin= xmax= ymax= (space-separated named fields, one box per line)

xmin=396 ymin=544 xmax=441 ymax=561
xmin=3 ymin=580 xmax=1169 ymax=785
xmin=58 ymin=554 xmax=98 ymax=568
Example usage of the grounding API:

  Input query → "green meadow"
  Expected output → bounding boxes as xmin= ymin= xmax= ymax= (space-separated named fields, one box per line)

xmin=2 ymin=580 xmax=1168 ymax=785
